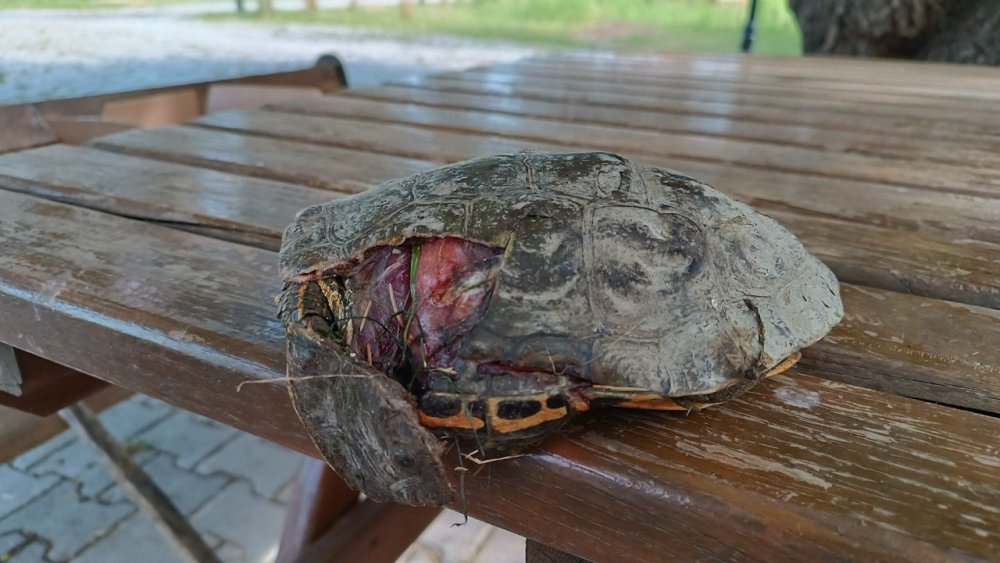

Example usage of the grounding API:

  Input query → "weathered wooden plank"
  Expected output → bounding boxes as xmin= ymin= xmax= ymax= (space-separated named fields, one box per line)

xmin=467 ymin=371 xmax=1000 ymax=562
xmin=194 ymin=108 xmax=1000 ymax=309
xmin=407 ymin=75 xmax=1000 ymax=142
xmin=276 ymin=459 xmax=359 ymax=563
xmin=260 ymin=96 xmax=1000 ymax=199
xmin=290 ymin=501 xmax=438 ymax=563
xmin=335 ymin=85 xmax=1000 ymax=168
xmin=803 ymin=285 xmax=1000 ymax=412
xmin=90 ymin=126 xmax=434 ymax=194
xmin=548 ymin=51 xmax=1000 ymax=83
xmin=504 ymin=58 xmax=1000 ymax=103
xmin=0 ymin=105 xmax=57 ymax=155
xmin=520 ymin=54 xmax=1000 ymax=100
xmin=256 ymin=100 xmax=1000 ymax=246
xmin=0 ymin=190 xmax=309 ymax=453
xmin=0 ymin=145 xmax=343 ymax=250
xmin=0 ymin=190 xmax=997 ymax=560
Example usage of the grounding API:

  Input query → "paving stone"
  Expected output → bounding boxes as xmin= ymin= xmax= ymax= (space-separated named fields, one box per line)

xmin=98 ymin=394 xmax=177 ymax=440
xmin=415 ymin=510 xmax=497 ymax=563
xmin=473 ymin=528 xmax=525 ymax=563
xmin=74 ymin=514 xmax=188 ymax=563
xmin=213 ymin=538 xmax=246 ymax=563
xmin=139 ymin=411 xmax=240 ymax=469
xmin=0 ymin=466 xmax=60 ymax=521
xmin=191 ymin=481 xmax=286 ymax=563
xmin=0 ymin=531 xmax=29 ymax=559
xmin=10 ymin=394 xmax=170 ymax=473
xmin=0 ymin=480 xmax=134 ymax=562
xmin=196 ymin=433 xmax=302 ymax=499
xmin=5 ymin=540 xmax=47 ymax=563
xmin=9 ymin=433 xmax=74 ymax=472
xmin=100 ymin=452 xmax=230 ymax=515
xmin=26 ymin=440 xmax=96 ymax=481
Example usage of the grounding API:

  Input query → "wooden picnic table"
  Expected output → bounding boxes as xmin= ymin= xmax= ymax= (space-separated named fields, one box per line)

xmin=0 ymin=52 xmax=998 ymax=562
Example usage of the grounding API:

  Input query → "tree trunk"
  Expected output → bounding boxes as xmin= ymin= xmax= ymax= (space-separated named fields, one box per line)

xmin=401 ymin=0 xmax=413 ymax=19
xmin=305 ymin=0 xmax=318 ymax=10
xmin=790 ymin=0 xmax=1000 ymax=65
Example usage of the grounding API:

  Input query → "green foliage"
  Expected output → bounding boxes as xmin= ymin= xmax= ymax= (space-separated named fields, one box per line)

xmin=0 ymin=0 xmax=200 ymax=9
xmin=209 ymin=0 xmax=802 ymax=55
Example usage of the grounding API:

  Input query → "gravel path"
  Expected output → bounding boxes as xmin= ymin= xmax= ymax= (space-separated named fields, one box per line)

xmin=0 ymin=2 xmax=540 ymax=104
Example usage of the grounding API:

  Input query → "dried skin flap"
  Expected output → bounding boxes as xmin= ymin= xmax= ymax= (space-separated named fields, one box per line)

xmin=285 ymin=325 xmax=453 ymax=506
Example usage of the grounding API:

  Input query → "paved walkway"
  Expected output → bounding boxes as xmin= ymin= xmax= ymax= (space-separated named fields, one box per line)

xmin=0 ymin=394 xmax=524 ymax=562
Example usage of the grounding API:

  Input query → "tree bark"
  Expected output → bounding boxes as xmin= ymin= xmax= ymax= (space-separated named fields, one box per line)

xmin=790 ymin=0 xmax=1000 ymax=65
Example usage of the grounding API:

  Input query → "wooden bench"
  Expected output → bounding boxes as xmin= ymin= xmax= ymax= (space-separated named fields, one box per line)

xmin=0 ymin=52 xmax=997 ymax=561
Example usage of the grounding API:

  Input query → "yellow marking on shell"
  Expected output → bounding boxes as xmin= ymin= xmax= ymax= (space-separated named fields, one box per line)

xmin=501 ymin=232 xmax=517 ymax=259
xmin=296 ymin=284 xmax=307 ymax=321
xmin=316 ymin=279 xmax=343 ymax=319
xmin=765 ymin=352 xmax=801 ymax=378
xmin=487 ymin=395 xmax=568 ymax=434
xmin=419 ymin=410 xmax=485 ymax=431
xmin=616 ymin=395 xmax=687 ymax=410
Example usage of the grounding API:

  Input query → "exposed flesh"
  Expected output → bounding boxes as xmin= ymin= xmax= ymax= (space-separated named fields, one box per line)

xmin=346 ymin=237 xmax=502 ymax=385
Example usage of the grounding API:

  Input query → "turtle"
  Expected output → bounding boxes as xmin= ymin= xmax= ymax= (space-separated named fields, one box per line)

xmin=277 ymin=151 xmax=843 ymax=507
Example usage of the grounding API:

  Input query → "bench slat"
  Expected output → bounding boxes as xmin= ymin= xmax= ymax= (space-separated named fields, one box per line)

xmin=261 ymin=94 xmax=1000 ymax=199
xmin=336 ymin=85 xmax=1000 ymax=168
xmin=92 ymin=126 xmax=433 ymax=193
xmin=517 ymin=55 xmax=1000 ymax=100
xmin=409 ymin=75 xmax=1000 ymax=141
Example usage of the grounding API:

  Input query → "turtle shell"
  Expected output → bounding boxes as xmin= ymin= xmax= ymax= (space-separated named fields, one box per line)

xmin=281 ymin=152 xmax=843 ymax=397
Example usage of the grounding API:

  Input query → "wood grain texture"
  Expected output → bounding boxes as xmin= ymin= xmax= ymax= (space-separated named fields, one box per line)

xmin=526 ymin=541 xmax=590 ymax=563
xmin=0 ymin=145 xmax=342 ymax=250
xmin=500 ymin=58 xmax=1000 ymax=104
xmin=91 ymin=126 xmax=434 ymax=194
xmin=460 ymin=371 xmax=1000 ymax=562
xmin=524 ymin=52 xmax=1000 ymax=94
xmin=0 ymin=189 xmax=312 ymax=453
xmin=291 ymin=500 xmax=439 ymax=563
xmin=264 ymin=97 xmax=1000 ymax=245
xmin=276 ymin=458 xmax=359 ymax=563
xmin=0 ymin=190 xmax=997 ymax=560
xmin=543 ymin=51 xmax=1000 ymax=87
xmin=196 ymin=108 xmax=1000 ymax=309
xmin=401 ymin=74 xmax=1000 ymax=144
xmin=259 ymin=95 xmax=1000 ymax=199
xmin=334 ymin=85 xmax=1000 ymax=168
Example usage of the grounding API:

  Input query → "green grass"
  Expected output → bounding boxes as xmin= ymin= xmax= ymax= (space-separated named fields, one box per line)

xmin=209 ymin=0 xmax=802 ymax=55
xmin=0 ymin=0 xmax=201 ymax=9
